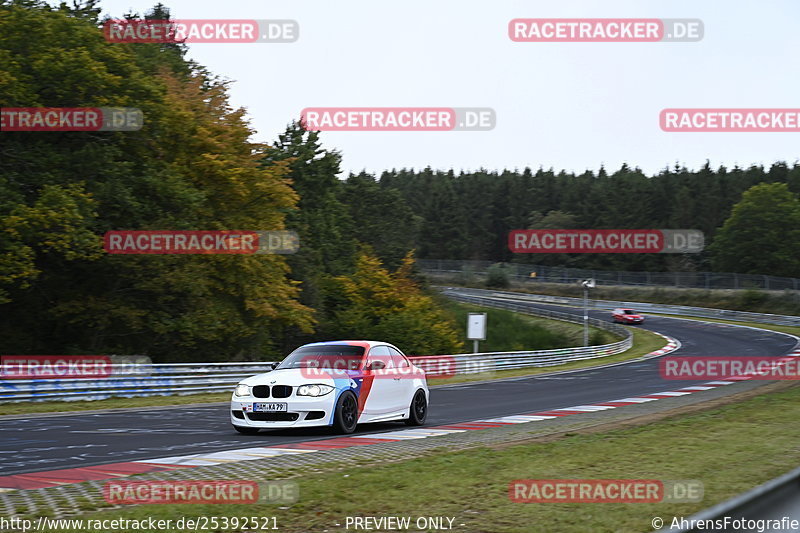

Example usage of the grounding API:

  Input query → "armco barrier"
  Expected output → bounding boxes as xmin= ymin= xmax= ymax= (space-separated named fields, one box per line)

xmin=443 ymin=286 xmax=800 ymax=327
xmin=0 ymin=296 xmax=631 ymax=403
xmin=0 ymin=363 xmax=276 ymax=403
xmin=664 ymin=465 xmax=800 ymax=532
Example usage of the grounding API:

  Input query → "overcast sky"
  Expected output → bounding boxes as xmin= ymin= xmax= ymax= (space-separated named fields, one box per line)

xmin=87 ymin=0 xmax=799 ymax=176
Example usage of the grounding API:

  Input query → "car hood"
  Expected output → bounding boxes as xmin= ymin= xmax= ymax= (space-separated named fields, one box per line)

xmin=239 ymin=368 xmax=361 ymax=387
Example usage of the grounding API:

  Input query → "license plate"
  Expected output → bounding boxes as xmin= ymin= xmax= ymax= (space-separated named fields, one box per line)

xmin=253 ymin=402 xmax=288 ymax=412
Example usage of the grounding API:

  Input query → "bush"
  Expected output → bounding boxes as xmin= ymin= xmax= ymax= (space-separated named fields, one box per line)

xmin=589 ymin=330 xmax=611 ymax=346
xmin=737 ymin=289 xmax=769 ymax=309
xmin=486 ymin=263 xmax=511 ymax=288
xmin=454 ymin=265 xmax=475 ymax=285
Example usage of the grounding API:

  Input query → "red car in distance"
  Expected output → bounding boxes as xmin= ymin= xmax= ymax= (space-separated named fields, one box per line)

xmin=612 ymin=308 xmax=645 ymax=324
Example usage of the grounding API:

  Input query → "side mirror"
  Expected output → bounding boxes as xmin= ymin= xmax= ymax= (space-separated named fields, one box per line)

xmin=266 ymin=362 xmax=277 ymax=370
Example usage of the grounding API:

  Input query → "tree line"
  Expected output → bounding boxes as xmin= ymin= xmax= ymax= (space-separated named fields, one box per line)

xmin=376 ymin=164 xmax=800 ymax=276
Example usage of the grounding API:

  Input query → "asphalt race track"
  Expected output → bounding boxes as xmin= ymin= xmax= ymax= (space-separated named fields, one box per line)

xmin=1 ymin=292 xmax=797 ymax=478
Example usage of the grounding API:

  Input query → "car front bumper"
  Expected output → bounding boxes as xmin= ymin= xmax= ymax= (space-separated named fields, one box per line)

xmin=230 ymin=396 xmax=336 ymax=429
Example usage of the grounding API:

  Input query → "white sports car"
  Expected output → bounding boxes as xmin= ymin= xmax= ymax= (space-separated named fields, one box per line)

xmin=230 ymin=340 xmax=429 ymax=434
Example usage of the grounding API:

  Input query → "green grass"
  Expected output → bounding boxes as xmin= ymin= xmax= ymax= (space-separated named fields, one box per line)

xmin=56 ymin=382 xmax=800 ymax=533
xmin=439 ymin=298 xmax=618 ymax=352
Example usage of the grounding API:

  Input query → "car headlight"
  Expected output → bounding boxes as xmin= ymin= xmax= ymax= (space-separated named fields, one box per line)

xmin=297 ymin=384 xmax=334 ymax=397
xmin=234 ymin=384 xmax=251 ymax=397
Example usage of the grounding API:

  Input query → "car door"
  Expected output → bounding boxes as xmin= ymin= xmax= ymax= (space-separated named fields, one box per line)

xmin=361 ymin=345 xmax=404 ymax=417
xmin=388 ymin=346 xmax=416 ymax=406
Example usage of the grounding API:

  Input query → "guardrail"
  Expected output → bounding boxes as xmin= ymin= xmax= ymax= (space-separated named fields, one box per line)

xmin=663 ymin=465 xmax=800 ymax=532
xmin=444 ymin=287 xmax=800 ymax=327
xmin=419 ymin=259 xmax=800 ymax=291
xmin=0 ymin=363 xmax=277 ymax=403
xmin=0 ymin=295 xmax=631 ymax=403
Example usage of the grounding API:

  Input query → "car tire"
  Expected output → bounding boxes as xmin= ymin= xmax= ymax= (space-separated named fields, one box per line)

xmin=404 ymin=389 xmax=428 ymax=426
xmin=233 ymin=425 xmax=260 ymax=435
xmin=332 ymin=391 xmax=359 ymax=434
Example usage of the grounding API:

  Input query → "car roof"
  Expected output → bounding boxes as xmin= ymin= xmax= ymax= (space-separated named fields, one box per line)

xmin=300 ymin=340 xmax=397 ymax=350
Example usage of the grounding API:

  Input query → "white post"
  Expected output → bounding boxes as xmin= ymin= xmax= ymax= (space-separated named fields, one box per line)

xmin=583 ymin=285 xmax=589 ymax=347
xmin=467 ymin=313 xmax=487 ymax=354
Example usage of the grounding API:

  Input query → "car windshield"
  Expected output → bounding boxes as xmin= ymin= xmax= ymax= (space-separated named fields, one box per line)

xmin=275 ymin=345 xmax=365 ymax=370
xmin=623 ymin=310 xmax=637 ymax=314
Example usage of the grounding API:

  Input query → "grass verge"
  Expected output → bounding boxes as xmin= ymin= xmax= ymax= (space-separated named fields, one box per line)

xmin=60 ymin=381 xmax=800 ymax=533
xmin=437 ymin=298 xmax=617 ymax=352
xmin=432 ymin=325 xmax=663 ymax=385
